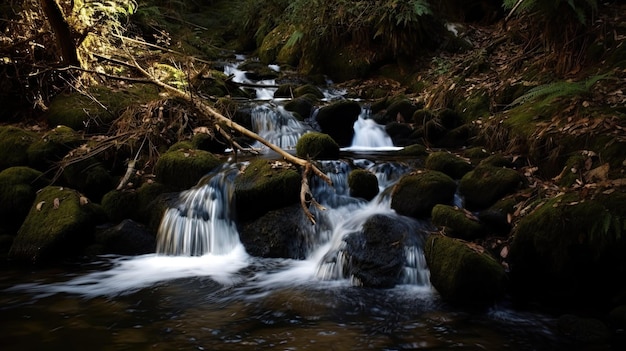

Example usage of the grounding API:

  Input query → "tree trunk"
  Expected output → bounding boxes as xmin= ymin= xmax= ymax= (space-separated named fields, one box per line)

xmin=39 ymin=0 xmax=81 ymax=67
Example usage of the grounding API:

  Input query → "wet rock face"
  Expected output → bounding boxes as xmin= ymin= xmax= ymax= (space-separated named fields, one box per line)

xmin=89 ymin=219 xmax=156 ymax=256
xmin=315 ymin=100 xmax=361 ymax=147
xmin=342 ymin=214 xmax=407 ymax=288
xmin=347 ymin=169 xmax=379 ymax=201
xmin=390 ymin=170 xmax=457 ymax=219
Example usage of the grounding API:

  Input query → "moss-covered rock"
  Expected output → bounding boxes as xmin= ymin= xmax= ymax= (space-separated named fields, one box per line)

xmin=234 ymin=158 xmax=301 ymax=221
xmin=384 ymin=98 xmax=419 ymax=123
xmin=26 ymin=125 xmax=83 ymax=171
xmin=0 ymin=167 xmax=49 ymax=235
xmin=238 ymin=204 xmax=311 ymax=259
xmin=258 ymin=24 xmax=292 ymax=64
xmin=315 ymin=100 xmax=361 ymax=147
xmin=61 ymin=158 xmax=115 ymax=203
xmin=348 ymin=169 xmax=379 ymax=201
xmin=294 ymin=84 xmax=324 ymax=99
xmin=284 ymin=96 xmax=316 ymax=120
xmin=47 ymin=85 xmax=160 ymax=132
xmin=9 ymin=186 xmax=103 ymax=263
xmin=101 ymin=189 xmax=139 ymax=223
xmin=508 ymin=191 xmax=626 ymax=309
xmin=0 ymin=126 xmax=37 ymax=171
xmin=192 ymin=132 xmax=228 ymax=154
xmin=296 ymin=132 xmax=340 ymax=160
xmin=478 ymin=154 xmax=514 ymax=168
xmin=391 ymin=170 xmax=457 ymax=218
xmin=412 ymin=109 xmax=436 ymax=126
xmin=459 ymin=165 xmax=524 ymax=210
xmin=385 ymin=122 xmax=414 ymax=146
xmin=155 ymin=148 xmax=223 ymax=190
xmin=431 ymin=204 xmax=485 ymax=240
xmin=425 ymin=151 xmax=473 ymax=179
xmin=274 ymin=84 xmax=297 ymax=98
xmin=396 ymin=143 xmax=428 ymax=156
xmin=425 ymin=234 xmax=506 ymax=306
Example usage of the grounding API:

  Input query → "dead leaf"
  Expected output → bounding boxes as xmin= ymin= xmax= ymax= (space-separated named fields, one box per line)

xmin=80 ymin=196 xmax=89 ymax=205
xmin=36 ymin=201 xmax=45 ymax=211
xmin=584 ymin=163 xmax=610 ymax=183
xmin=507 ymin=213 xmax=513 ymax=224
xmin=53 ymin=198 xmax=60 ymax=209
xmin=500 ymin=246 xmax=509 ymax=259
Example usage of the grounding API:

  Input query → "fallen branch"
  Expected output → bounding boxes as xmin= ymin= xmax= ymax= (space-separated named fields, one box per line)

xmin=131 ymin=60 xmax=332 ymax=223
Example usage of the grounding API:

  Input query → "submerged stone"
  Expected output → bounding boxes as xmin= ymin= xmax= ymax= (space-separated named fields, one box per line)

xmin=425 ymin=234 xmax=506 ymax=306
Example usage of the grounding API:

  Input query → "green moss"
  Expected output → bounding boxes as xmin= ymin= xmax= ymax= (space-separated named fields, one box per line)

xmin=62 ymin=159 xmax=115 ymax=202
xmin=391 ymin=170 xmax=457 ymax=218
xmin=155 ymin=149 xmax=223 ymax=190
xmin=47 ymin=84 xmax=161 ymax=131
xmin=463 ymin=147 xmax=490 ymax=162
xmin=258 ymin=24 xmax=292 ymax=64
xmin=9 ymin=186 xmax=100 ymax=263
xmin=101 ymin=189 xmax=139 ymax=223
xmin=348 ymin=169 xmax=379 ymax=201
xmin=396 ymin=143 xmax=428 ymax=156
xmin=412 ymin=109 xmax=436 ymax=126
xmin=0 ymin=126 xmax=37 ymax=171
xmin=234 ymin=158 xmax=301 ymax=221
xmin=425 ymin=151 xmax=473 ymax=179
xmin=0 ymin=167 xmax=48 ymax=234
xmin=27 ymin=125 xmax=84 ymax=171
xmin=509 ymin=191 xmax=626 ymax=306
xmin=425 ymin=234 xmax=506 ymax=306
xmin=431 ymin=204 xmax=484 ymax=240
xmin=284 ymin=96 xmax=315 ymax=120
xmin=456 ymin=90 xmax=490 ymax=120
xmin=296 ymin=132 xmax=340 ymax=160
xmin=293 ymin=84 xmax=324 ymax=99
xmin=557 ymin=154 xmax=585 ymax=187
xmin=478 ymin=154 xmax=514 ymax=168
xmin=459 ymin=165 xmax=524 ymax=209
xmin=167 ymin=141 xmax=194 ymax=152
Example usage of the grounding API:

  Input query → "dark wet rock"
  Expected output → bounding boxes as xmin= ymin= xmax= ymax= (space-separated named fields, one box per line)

xmin=274 ymin=83 xmax=297 ymax=98
xmin=238 ymin=205 xmax=311 ymax=259
xmin=9 ymin=186 xmax=104 ymax=263
xmin=88 ymin=219 xmax=155 ymax=256
xmin=101 ymin=189 xmax=139 ymax=223
xmin=61 ymin=158 xmax=115 ymax=203
xmin=412 ymin=109 xmax=436 ymax=126
xmin=508 ymin=191 xmax=626 ymax=309
xmin=315 ymin=100 xmax=361 ymax=147
xmin=425 ymin=234 xmax=506 ymax=306
xmin=391 ymin=170 xmax=456 ymax=218
xmin=384 ymin=98 xmax=419 ymax=123
xmin=437 ymin=108 xmax=463 ymax=130
xmin=155 ymin=148 xmax=223 ymax=191
xmin=343 ymin=214 xmax=408 ymax=288
xmin=0 ymin=167 xmax=49 ymax=235
xmin=385 ymin=122 xmax=414 ymax=146
xmin=425 ymin=151 xmax=473 ymax=179
xmin=234 ymin=158 xmax=301 ymax=222
xmin=294 ymin=84 xmax=324 ymax=99
xmin=348 ymin=169 xmax=379 ymax=201
xmin=557 ymin=314 xmax=610 ymax=344
xmin=296 ymin=132 xmax=340 ymax=160
xmin=431 ymin=204 xmax=484 ymax=240
xmin=459 ymin=165 xmax=524 ymax=210
xmin=284 ymin=96 xmax=316 ymax=120
xmin=192 ymin=132 xmax=228 ymax=154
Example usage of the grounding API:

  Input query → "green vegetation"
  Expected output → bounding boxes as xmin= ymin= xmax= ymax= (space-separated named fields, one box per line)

xmin=295 ymin=132 xmax=340 ymax=160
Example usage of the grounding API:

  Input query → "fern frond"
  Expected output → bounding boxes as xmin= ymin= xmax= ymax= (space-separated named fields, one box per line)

xmin=510 ymin=74 xmax=610 ymax=107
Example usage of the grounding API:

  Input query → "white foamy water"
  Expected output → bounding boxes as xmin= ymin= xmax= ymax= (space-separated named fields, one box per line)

xmin=250 ymin=104 xmax=307 ymax=150
xmin=342 ymin=108 xmax=403 ymax=152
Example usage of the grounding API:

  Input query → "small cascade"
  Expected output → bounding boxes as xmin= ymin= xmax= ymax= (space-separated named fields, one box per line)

xmin=156 ymin=164 xmax=242 ymax=256
xmin=250 ymin=104 xmax=307 ymax=150
xmin=342 ymin=106 xmax=403 ymax=152
xmin=223 ymin=61 xmax=277 ymax=100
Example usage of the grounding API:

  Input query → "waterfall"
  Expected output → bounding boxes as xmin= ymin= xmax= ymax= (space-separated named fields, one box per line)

xmin=250 ymin=104 xmax=307 ymax=150
xmin=156 ymin=164 xmax=242 ymax=256
xmin=342 ymin=107 xmax=403 ymax=152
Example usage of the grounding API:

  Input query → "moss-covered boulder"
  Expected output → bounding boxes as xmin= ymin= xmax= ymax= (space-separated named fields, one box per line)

xmin=0 ymin=167 xmax=49 ymax=235
xmin=258 ymin=24 xmax=292 ymax=64
xmin=385 ymin=122 xmax=414 ymax=146
xmin=234 ymin=158 xmax=301 ymax=221
xmin=508 ymin=191 xmax=626 ymax=309
xmin=459 ymin=165 xmax=524 ymax=210
xmin=294 ymin=84 xmax=324 ymax=99
xmin=274 ymin=84 xmax=297 ymax=98
xmin=238 ymin=205 xmax=311 ymax=259
xmin=425 ymin=234 xmax=506 ymax=306
xmin=155 ymin=148 xmax=223 ymax=190
xmin=101 ymin=189 xmax=139 ymax=223
xmin=284 ymin=96 xmax=315 ymax=120
xmin=431 ymin=205 xmax=485 ymax=240
xmin=26 ymin=125 xmax=83 ymax=171
xmin=385 ymin=98 xmax=419 ymax=124
xmin=9 ymin=186 xmax=103 ymax=263
xmin=391 ymin=170 xmax=457 ymax=219
xmin=478 ymin=154 xmax=514 ymax=168
xmin=315 ymin=100 xmax=361 ymax=147
xmin=296 ymin=132 xmax=340 ymax=160
xmin=348 ymin=169 xmax=379 ymax=201
xmin=396 ymin=143 xmax=428 ymax=156
xmin=47 ymin=85 xmax=160 ymax=132
xmin=88 ymin=219 xmax=155 ymax=256
xmin=61 ymin=158 xmax=115 ymax=203
xmin=0 ymin=126 xmax=37 ymax=171
xmin=425 ymin=151 xmax=473 ymax=179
